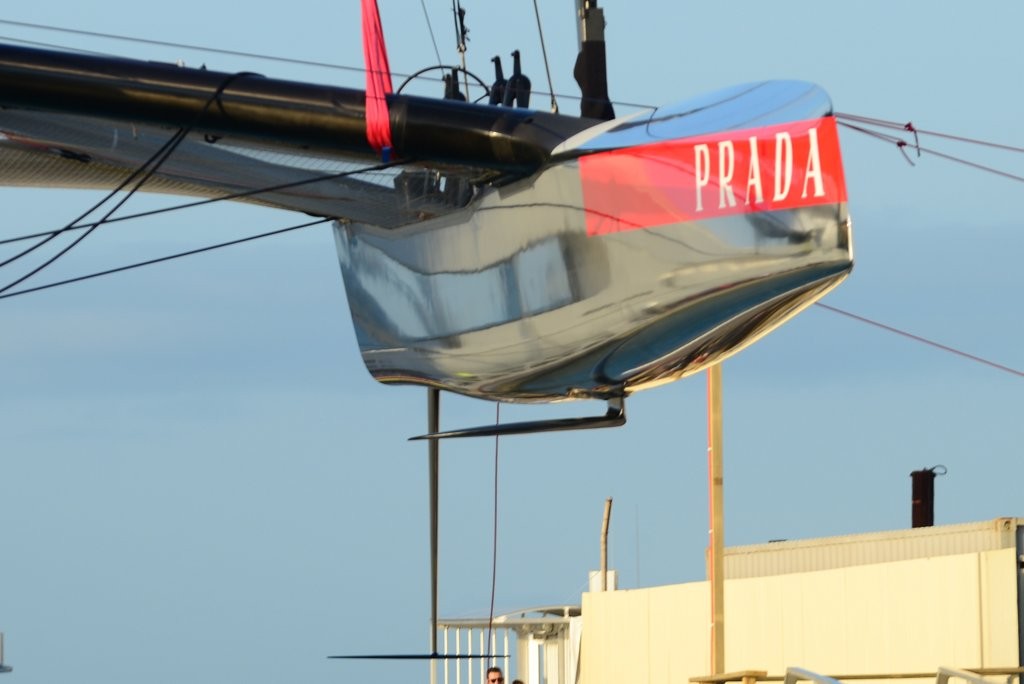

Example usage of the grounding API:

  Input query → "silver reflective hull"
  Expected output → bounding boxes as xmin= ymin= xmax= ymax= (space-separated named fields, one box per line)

xmin=333 ymin=82 xmax=853 ymax=402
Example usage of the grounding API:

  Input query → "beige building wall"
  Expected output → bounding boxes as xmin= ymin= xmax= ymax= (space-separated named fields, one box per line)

xmin=580 ymin=548 xmax=1019 ymax=684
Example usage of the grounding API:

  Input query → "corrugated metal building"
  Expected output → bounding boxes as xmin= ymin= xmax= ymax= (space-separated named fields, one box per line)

xmin=725 ymin=518 xmax=1023 ymax=579
xmin=579 ymin=518 xmax=1024 ymax=684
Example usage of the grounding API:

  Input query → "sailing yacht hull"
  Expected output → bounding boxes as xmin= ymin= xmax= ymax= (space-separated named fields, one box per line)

xmin=334 ymin=82 xmax=852 ymax=402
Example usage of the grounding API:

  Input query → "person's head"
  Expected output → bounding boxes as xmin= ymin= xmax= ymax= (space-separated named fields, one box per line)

xmin=486 ymin=666 xmax=504 ymax=684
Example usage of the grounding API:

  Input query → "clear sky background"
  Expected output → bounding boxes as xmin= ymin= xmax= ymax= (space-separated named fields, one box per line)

xmin=1 ymin=2 xmax=1022 ymax=683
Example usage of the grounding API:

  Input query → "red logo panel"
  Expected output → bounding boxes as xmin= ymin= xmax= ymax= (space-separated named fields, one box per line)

xmin=579 ymin=116 xmax=847 ymax=236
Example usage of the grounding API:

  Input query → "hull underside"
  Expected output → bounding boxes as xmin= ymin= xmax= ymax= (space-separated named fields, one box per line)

xmin=334 ymin=163 xmax=852 ymax=402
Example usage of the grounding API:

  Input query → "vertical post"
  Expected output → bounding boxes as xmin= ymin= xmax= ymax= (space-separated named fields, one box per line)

xmin=707 ymin=365 xmax=725 ymax=674
xmin=479 ymin=630 xmax=486 ymax=683
xmin=574 ymin=0 xmax=586 ymax=48
xmin=429 ymin=388 xmax=441 ymax=684
xmin=0 ymin=631 xmax=10 ymax=673
xmin=600 ymin=497 xmax=613 ymax=591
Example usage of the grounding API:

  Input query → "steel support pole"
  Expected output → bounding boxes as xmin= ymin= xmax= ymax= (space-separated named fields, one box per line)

xmin=428 ymin=388 xmax=441 ymax=684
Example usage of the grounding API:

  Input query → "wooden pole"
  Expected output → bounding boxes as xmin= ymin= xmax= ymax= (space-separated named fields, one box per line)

xmin=600 ymin=497 xmax=613 ymax=591
xmin=707 ymin=364 xmax=725 ymax=674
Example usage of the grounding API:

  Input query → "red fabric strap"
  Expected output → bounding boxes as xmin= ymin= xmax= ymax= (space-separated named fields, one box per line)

xmin=361 ymin=0 xmax=394 ymax=154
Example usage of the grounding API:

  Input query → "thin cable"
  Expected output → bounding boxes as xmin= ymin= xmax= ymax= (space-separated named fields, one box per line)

xmin=837 ymin=112 xmax=1024 ymax=154
xmin=0 ymin=19 xmax=657 ymax=110
xmin=0 ymin=162 xmax=400 ymax=247
xmin=531 ymin=0 xmax=559 ymax=114
xmin=0 ymin=19 xmax=366 ymax=76
xmin=815 ymin=302 xmax=1023 ymax=378
xmin=0 ymin=71 xmax=256 ymax=293
xmin=1 ymin=73 xmax=252 ymax=270
xmin=0 ymin=34 xmax=114 ymax=56
xmin=837 ymin=121 xmax=904 ymax=146
xmin=420 ymin=0 xmax=444 ymax=65
xmin=909 ymin=143 xmax=1024 ymax=183
xmin=0 ymin=217 xmax=331 ymax=300
xmin=486 ymin=402 xmax=501 ymax=656
xmin=838 ymin=122 xmax=1024 ymax=184
xmin=0 ymin=129 xmax=185 ymax=268
xmin=0 ymin=131 xmax=191 ymax=292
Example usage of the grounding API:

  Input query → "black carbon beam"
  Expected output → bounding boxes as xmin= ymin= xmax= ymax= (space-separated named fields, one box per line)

xmin=329 ymin=654 xmax=500 ymax=660
xmin=0 ymin=43 xmax=596 ymax=174
xmin=409 ymin=397 xmax=625 ymax=440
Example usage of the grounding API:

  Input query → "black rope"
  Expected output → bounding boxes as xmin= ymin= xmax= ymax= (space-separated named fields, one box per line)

xmin=0 ymin=158 xmax=407 ymax=299
xmin=0 ymin=131 xmax=185 ymax=269
xmin=0 ymin=134 xmax=188 ymax=292
xmin=0 ymin=162 xmax=401 ymax=247
xmin=0 ymin=69 xmax=257 ymax=293
xmin=0 ymin=217 xmax=332 ymax=300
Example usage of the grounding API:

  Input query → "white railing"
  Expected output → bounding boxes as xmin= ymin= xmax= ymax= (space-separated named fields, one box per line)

xmin=432 ymin=626 xmax=512 ymax=684
xmin=784 ymin=667 xmax=844 ymax=684
xmin=777 ymin=666 xmax=1022 ymax=684
xmin=433 ymin=607 xmax=580 ymax=684
xmin=937 ymin=668 xmax=997 ymax=684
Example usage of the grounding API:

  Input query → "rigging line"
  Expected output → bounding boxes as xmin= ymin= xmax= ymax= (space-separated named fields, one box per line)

xmin=0 ymin=19 xmax=658 ymax=110
xmin=486 ymin=402 xmax=500 ymax=656
xmin=531 ymin=0 xmax=559 ymax=114
xmin=0 ymin=18 xmax=366 ymax=76
xmin=814 ymin=303 xmax=1024 ymax=378
xmin=420 ymin=0 xmax=444 ymax=65
xmin=0 ymin=127 xmax=187 ymax=270
xmin=836 ymin=112 xmax=1024 ymax=154
xmin=450 ymin=0 xmax=467 ymax=54
xmin=914 ymin=145 xmax=1024 ymax=183
xmin=450 ymin=0 xmax=470 ymax=97
xmin=0 ymin=71 xmax=257 ymax=294
xmin=837 ymin=121 xmax=903 ymax=144
xmin=0 ymin=217 xmax=332 ymax=301
xmin=0 ymin=137 xmax=188 ymax=293
xmin=0 ymin=162 xmax=403 ymax=246
xmin=838 ymin=122 xmax=1024 ymax=183
xmin=0 ymin=34 xmax=115 ymax=56
xmin=835 ymin=112 xmax=922 ymax=131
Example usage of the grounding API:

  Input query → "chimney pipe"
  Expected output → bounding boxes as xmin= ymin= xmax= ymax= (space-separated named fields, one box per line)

xmin=910 ymin=465 xmax=947 ymax=528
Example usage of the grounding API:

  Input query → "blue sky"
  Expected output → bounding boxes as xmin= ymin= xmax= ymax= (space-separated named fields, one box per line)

xmin=1 ymin=2 xmax=1022 ymax=683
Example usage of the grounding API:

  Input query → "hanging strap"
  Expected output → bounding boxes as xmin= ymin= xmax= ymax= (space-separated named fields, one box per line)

xmin=361 ymin=0 xmax=394 ymax=156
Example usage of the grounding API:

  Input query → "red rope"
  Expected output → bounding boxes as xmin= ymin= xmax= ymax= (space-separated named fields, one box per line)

xmin=361 ymin=0 xmax=394 ymax=155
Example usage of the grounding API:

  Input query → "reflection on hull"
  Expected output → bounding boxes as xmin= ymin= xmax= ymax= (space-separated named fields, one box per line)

xmin=333 ymin=174 xmax=851 ymax=402
xmin=333 ymin=81 xmax=853 ymax=403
